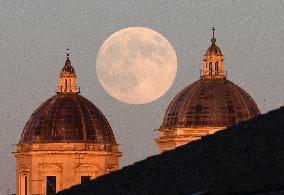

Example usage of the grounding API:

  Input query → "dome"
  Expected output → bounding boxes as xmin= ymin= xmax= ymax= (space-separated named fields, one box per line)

xmin=19 ymin=94 xmax=117 ymax=144
xmin=162 ymin=78 xmax=260 ymax=128
xmin=61 ymin=57 xmax=75 ymax=74
xmin=156 ymin=28 xmax=260 ymax=153
xmin=205 ymin=43 xmax=222 ymax=56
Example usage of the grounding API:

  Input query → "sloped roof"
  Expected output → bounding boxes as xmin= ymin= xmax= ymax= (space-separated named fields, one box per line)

xmin=58 ymin=107 xmax=284 ymax=195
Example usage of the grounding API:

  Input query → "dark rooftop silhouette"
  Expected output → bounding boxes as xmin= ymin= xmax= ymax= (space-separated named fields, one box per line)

xmin=58 ymin=106 xmax=284 ymax=195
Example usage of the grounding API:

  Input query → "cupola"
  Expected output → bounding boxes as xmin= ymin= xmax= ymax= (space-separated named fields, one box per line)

xmin=57 ymin=49 xmax=79 ymax=93
xmin=202 ymin=27 xmax=225 ymax=79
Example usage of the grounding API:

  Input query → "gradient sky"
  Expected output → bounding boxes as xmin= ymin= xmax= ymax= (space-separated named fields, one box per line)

xmin=1 ymin=0 xmax=284 ymax=193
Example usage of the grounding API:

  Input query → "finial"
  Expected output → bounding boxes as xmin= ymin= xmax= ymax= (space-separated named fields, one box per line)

xmin=65 ymin=49 xmax=71 ymax=66
xmin=211 ymin=27 xmax=216 ymax=44
xmin=66 ymin=49 xmax=70 ymax=58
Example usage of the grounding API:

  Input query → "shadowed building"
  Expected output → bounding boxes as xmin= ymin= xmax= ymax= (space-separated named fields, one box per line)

xmin=156 ymin=28 xmax=260 ymax=152
xmin=13 ymin=51 xmax=122 ymax=195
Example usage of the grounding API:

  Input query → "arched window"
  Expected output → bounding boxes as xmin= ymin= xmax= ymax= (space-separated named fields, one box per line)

xmin=65 ymin=79 xmax=67 ymax=92
xmin=209 ymin=62 xmax=212 ymax=74
xmin=70 ymin=79 xmax=72 ymax=92
xmin=215 ymin=62 xmax=219 ymax=74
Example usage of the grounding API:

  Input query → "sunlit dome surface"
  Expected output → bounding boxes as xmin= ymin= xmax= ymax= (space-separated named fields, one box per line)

xmin=19 ymin=94 xmax=117 ymax=144
xmin=162 ymin=79 xmax=260 ymax=128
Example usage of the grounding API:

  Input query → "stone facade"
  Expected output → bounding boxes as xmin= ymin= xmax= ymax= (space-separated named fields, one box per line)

xmin=14 ymin=143 xmax=121 ymax=194
xmin=156 ymin=127 xmax=223 ymax=152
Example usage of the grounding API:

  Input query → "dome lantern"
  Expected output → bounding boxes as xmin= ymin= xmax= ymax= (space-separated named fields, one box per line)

xmin=57 ymin=49 xmax=79 ymax=94
xmin=202 ymin=27 xmax=225 ymax=79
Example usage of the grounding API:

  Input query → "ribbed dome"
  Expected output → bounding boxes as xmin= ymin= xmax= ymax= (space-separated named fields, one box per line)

xmin=162 ymin=79 xmax=260 ymax=128
xmin=205 ymin=43 xmax=222 ymax=56
xmin=61 ymin=57 xmax=75 ymax=74
xmin=19 ymin=94 xmax=116 ymax=144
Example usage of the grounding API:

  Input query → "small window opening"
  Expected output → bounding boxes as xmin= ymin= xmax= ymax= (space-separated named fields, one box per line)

xmin=215 ymin=62 xmax=219 ymax=74
xmin=24 ymin=176 xmax=28 ymax=195
xmin=46 ymin=176 xmax=56 ymax=195
xmin=81 ymin=176 xmax=91 ymax=184
xmin=209 ymin=62 xmax=212 ymax=74
xmin=64 ymin=79 xmax=67 ymax=92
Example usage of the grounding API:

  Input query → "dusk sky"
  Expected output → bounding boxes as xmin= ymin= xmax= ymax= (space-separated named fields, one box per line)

xmin=1 ymin=1 xmax=284 ymax=193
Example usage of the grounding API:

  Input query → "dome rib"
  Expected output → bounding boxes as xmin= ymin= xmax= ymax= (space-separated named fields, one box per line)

xmin=73 ymin=95 xmax=87 ymax=142
xmin=232 ymin=84 xmax=251 ymax=119
xmin=205 ymin=44 xmax=222 ymax=56
xmin=163 ymin=81 xmax=201 ymax=127
xmin=49 ymin=96 xmax=64 ymax=141
xmin=180 ymin=81 xmax=204 ymax=126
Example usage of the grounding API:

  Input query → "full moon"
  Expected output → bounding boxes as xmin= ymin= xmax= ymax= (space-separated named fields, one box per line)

xmin=96 ymin=27 xmax=177 ymax=104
